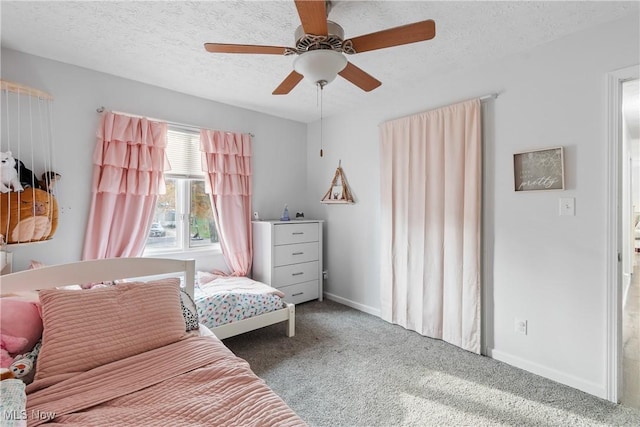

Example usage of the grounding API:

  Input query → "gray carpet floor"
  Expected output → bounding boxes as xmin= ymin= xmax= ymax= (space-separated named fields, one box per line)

xmin=223 ymin=300 xmax=640 ymax=427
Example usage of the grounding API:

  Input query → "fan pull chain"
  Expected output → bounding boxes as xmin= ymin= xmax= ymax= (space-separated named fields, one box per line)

xmin=319 ymin=82 xmax=324 ymax=157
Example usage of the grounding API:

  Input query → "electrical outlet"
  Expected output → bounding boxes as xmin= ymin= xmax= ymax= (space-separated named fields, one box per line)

xmin=515 ymin=319 xmax=528 ymax=335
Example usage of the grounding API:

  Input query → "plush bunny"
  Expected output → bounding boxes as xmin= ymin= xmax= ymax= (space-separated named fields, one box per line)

xmin=0 ymin=151 xmax=24 ymax=193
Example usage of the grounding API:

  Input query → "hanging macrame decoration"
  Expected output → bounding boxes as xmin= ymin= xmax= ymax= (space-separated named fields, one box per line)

xmin=321 ymin=161 xmax=354 ymax=204
xmin=0 ymin=80 xmax=60 ymax=244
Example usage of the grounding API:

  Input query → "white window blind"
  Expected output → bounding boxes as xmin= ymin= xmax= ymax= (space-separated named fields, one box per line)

xmin=165 ymin=127 xmax=204 ymax=178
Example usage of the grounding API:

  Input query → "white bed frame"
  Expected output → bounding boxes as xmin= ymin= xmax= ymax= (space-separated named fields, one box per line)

xmin=212 ymin=303 xmax=295 ymax=339
xmin=0 ymin=257 xmax=295 ymax=339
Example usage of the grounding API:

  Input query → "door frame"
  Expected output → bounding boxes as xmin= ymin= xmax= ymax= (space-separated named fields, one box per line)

xmin=606 ymin=64 xmax=639 ymax=403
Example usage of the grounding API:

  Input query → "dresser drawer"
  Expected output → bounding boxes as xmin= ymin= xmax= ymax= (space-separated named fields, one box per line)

xmin=274 ymin=223 xmax=319 ymax=245
xmin=279 ymin=280 xmax=319 ymax=304
xmin=274 ymin=261 xmax=319 ymax=287
xmin=274 ymin=242 xmax=319 ymax=267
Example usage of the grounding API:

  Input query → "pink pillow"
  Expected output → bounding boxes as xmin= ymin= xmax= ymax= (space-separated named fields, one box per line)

xmin=0 ymin=299 xmax=43 ymax=356
xmin=35 ymin=278 xmax=187 ymax=381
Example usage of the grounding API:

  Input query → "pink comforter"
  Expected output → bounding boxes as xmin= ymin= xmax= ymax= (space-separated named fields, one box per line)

xmin=25 ymin=336 xmax=306 ymax=426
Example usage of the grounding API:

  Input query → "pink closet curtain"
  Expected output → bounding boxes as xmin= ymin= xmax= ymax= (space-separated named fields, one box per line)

xmin=380 ymin=99 xmax=482 ymax=354
xmin=200 ymin=129 xmax=252 ymax=276
xmin=82 ymin=112 xmax=168 ymax=260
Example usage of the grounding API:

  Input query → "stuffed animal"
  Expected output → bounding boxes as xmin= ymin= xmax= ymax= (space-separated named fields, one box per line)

xmin=0 ymin=368 xmax=14 ymax=380
xmin=0 ymin=151 xmax=43 ymax=193
xmin=39 ymin=171 xmax=62 ymax=194
xmin=15 ymin=158 xmax=42 ymax=190
xmin=0 ymin=334 xmax=28 ymax=368
xmin=0 ymin=188 xmax=58 ymax=243
xmin=10 ymin=340 xmax=41 ymax=383
xmin=0 ymin=299 xmax=43 ymax=369
xmin=0 ymin=151 xmax=24 ymax=193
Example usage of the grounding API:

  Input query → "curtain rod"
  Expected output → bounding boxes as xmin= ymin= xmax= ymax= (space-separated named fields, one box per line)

xmin=479 ymin=93 xmax=499 ymax=101
xmin=95 ymin=106 xmax=255 ymax=137
xmin=379 ymin=92 xmax=500 ymax=126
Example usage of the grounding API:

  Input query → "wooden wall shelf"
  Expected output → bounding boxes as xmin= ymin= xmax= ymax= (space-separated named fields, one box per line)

xmin=320 ymin=200 xmax=354 ymax=205
xmin=321 ymin=161 xmax=355 ymax=204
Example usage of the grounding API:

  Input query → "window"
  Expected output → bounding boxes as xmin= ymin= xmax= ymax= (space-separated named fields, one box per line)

xmin=145 ymin=127 xmax=219 ymax=253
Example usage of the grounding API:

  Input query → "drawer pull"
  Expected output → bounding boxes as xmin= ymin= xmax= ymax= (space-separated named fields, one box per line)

xmin=292 ymin=272 xmax=304 ymax=276
xmin=292 ymin=292 xmax=304 ymax=297
xmin=292 ymin=252 xmax=304 ymax=255
xmin=292 ymin=232 xmax=304 ymax=235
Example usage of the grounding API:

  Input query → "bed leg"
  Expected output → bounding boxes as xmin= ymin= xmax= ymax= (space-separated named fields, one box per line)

xmin=286 ymin=303 xmax=295 ymax=337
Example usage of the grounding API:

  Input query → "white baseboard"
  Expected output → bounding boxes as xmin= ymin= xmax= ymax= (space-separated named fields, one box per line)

xmin=323 ymin=292 xmax=381 ymax=317
xmin=322 ymin=296 xmax=607 ymax=399
xmin=488 ymin=348 xmax=606 ymax=399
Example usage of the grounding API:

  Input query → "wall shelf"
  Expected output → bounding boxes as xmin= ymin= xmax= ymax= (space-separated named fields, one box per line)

xmin=320 ymin=200 xmax=354 ymax=205
xmin=321 ymin=161 xmax=355 ymax=204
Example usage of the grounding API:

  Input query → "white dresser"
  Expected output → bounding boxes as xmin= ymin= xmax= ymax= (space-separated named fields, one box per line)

xmin=252 ymin=220 xmax=323 ymax=304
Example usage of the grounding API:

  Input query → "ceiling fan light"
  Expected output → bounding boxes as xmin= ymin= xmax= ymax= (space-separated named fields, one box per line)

xmin=293 ymin=50 xmax=347 ymax=85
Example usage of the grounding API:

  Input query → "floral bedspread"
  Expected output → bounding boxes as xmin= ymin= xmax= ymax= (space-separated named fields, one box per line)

xmin=194 ymin=276 xmax=286 ymax=329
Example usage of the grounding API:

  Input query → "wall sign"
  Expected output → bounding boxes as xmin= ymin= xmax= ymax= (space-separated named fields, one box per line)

xmin=513 ymin=147 xmax=564 ymax=191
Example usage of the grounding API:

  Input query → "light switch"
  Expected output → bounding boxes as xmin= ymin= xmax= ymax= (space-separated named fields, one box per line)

xmin=559 ymin=197 xmax=575 ymax=216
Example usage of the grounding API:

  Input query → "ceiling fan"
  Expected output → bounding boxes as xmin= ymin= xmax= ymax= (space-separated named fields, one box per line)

xmin=203 ymin=0 xmax=436 ymax=95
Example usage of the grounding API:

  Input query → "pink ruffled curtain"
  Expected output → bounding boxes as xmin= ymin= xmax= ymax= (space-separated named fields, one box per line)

xmin=82 ymin=112 xmax=168 ymax=260
xmin=200 ymin=129 xmax=252 ymax=276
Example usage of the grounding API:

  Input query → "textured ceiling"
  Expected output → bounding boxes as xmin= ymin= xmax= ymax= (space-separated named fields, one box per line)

xmin=1 ymin=1 xmax=638 ymax=123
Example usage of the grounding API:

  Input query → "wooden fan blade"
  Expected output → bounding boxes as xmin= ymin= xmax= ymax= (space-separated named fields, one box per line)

xmin=338 ymin=62 xmax=381 ymax=92
xmin=294 ymin=0 xmax=328 ymax=36
xmin=345 ymin=20 xmax=436 ymax=54
xmin=204 ymin=43 xmax=289 ymax=55
xmin=273 ymin=71 xmax=304 ymax=95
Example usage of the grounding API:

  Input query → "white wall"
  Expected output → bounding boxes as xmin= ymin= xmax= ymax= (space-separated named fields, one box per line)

xmin=2 ymin=14 xmax=638 ymax=401
xmin=1 ymin=48 xmax=308 ymax=272
xmin=306 ymin=16 xmax=639 ymax=398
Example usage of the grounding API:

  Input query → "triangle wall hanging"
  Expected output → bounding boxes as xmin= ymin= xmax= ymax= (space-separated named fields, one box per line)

xmin=321 ymin=161 xmax=355 ymax=204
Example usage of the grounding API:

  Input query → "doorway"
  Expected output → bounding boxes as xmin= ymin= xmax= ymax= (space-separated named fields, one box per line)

xmin=621 ymin=77 xmax=640 ymax=408
xmin=607 ymin=65 xmax=640 ymax=405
